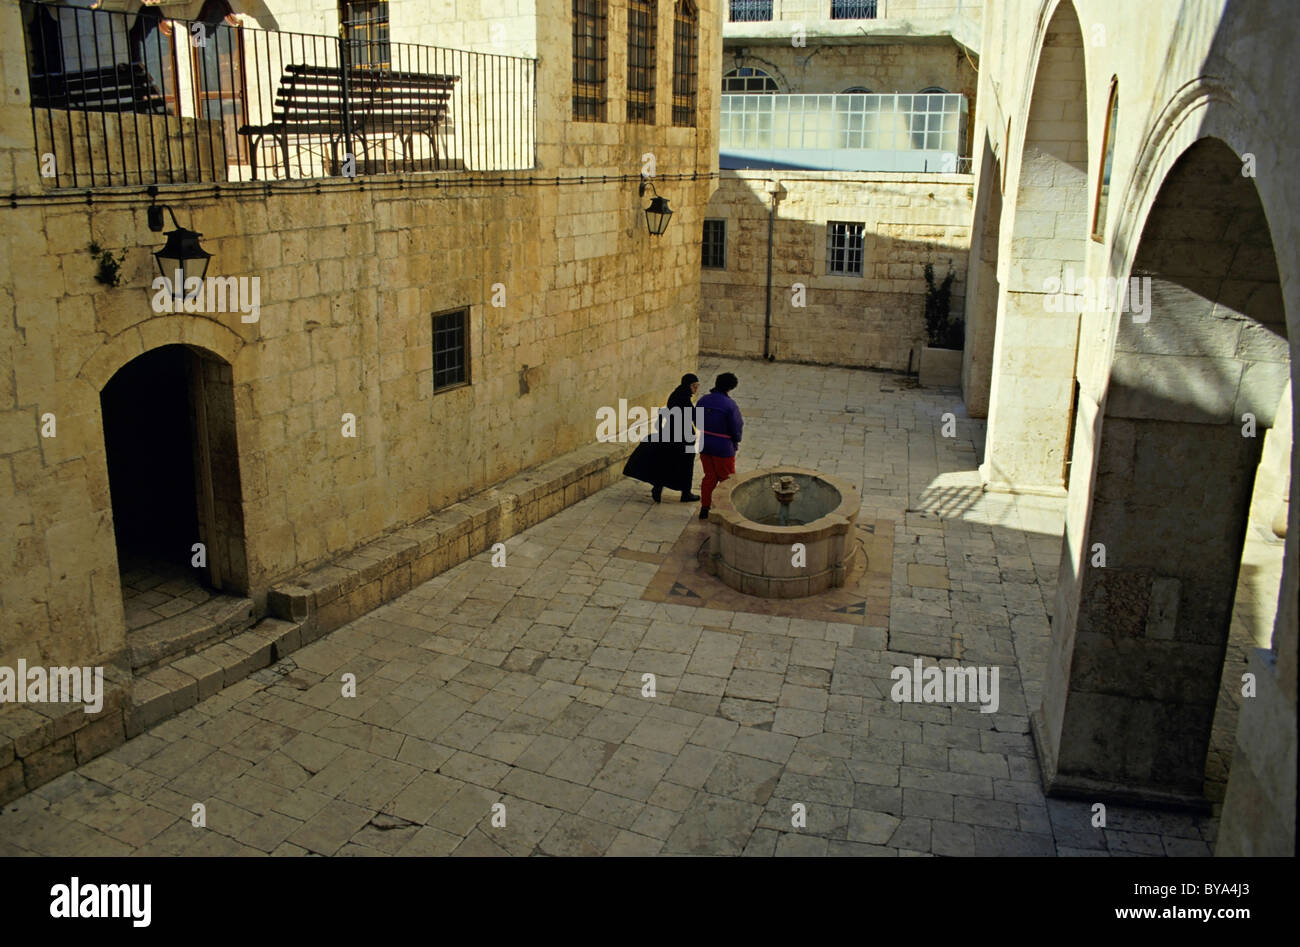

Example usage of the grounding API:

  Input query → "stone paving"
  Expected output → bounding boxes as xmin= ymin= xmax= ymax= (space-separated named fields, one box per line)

xmin=0 ymin=357 xmax=1269 ymax=857
xmin=120 ymin=559 xmax=213 ymax=632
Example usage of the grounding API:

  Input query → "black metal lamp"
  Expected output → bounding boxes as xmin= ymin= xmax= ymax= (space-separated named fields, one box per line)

xmin=639 ymin=177 xmax=673 ymax=237
xmin=148 ymin=203 xmax=211 ymax=298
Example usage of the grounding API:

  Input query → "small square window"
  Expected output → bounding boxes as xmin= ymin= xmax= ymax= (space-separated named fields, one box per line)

xmin=432 ymin=308 xmax=469 ymax=391
xmin=826 ymin=221 xmax=865 ymax=276
xmin=702 ymin=219 xmax=726 ymax=269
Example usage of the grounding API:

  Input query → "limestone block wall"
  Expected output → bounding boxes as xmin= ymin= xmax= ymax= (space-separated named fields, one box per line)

xmin=701 ymin=170 xmax=970 ymax=369
xmin=968 ymin=0 xmax=1300 ymax=853
xmin=33 ymin=112 xmax=228 ymax=189
xmin=723 ymin=0 xmax=984 ymax=50
xmin=0 ymin=0 xmax=722 ymax=673
xmin=729 ymin=41 xmax=977 ymax=100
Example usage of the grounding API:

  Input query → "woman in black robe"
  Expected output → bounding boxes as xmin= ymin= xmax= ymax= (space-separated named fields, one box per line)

xmin=622 ymin=373 xmax=701 ymax=503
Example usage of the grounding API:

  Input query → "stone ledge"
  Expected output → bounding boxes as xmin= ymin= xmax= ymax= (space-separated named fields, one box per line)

xmin=124 ymin=617 xmax=304 ymax=739
xmin=0 ymin=663 xmax=132 ymax=806
xmin=267 ymin=439 xmax=632 ymax=638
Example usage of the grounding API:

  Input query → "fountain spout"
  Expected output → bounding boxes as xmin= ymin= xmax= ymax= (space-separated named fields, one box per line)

xmin=771 ymin=475 xmax=800 ymax=526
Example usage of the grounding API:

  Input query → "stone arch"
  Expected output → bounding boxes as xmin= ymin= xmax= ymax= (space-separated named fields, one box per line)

xmin=79 ymin=314 xmax=246 ymax=392
xmin=722 ymin=58 xmax=788 ymax=93
xmin=1033 ymin=135 xmax=1288 ymax=810
xmin=93 ymin=329 xmax=250 ymax=612
xmin=980 ymin=0 xmax=1089 ymax=493
xmin=961 ymin=131 xmax=1004 ymax=418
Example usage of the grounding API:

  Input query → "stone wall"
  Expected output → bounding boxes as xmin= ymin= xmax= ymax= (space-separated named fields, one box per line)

xmin=0 ymin=0 xmax=722 ymax=674
xmin=967 ymin=0 xmax=1300 ymax=854
xmin=730 ymin=41 xmax=977 ymax=101
xmin=701 ymin=170 xmax=970 ymax=369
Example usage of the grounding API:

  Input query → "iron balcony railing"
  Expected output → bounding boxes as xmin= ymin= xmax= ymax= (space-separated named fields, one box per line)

xmin=831 ymin=0 xmax=880 ymax=18
xmin=21 ymin=0 xmax=536 ymax=188
xmin=720 ymin=92 xmax=970 ymax=173
xmin=729 ymin=1 xmax=774 ymax=22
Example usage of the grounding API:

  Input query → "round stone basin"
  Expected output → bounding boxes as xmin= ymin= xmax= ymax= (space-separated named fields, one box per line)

xmin=705 ymin=467 xmax=861 ymax=598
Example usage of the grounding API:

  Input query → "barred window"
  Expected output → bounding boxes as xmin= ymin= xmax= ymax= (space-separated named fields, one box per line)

xmin=671 ymin=0 xmax=698 ymax=127
xmin=340 ymin=1 xmax=390 ymax=68
xmin=831 ymin=0 xmax=879 ymax=19
xmin=627 ymin=0 xmax=656 ymax=124
xmin=432 ymin=309 xmax=469 ymax=391
xmin=702 ymin=219 xmax=726 ymax=269
xmin=826 ymin=222 xmax=865 ymax=276
xmin=729 ymin=0 xmax=772 ymax=21
xmin=722 ymin=67 xmax=778 ymax=93
xmin=573 ymin=0 xmax=607 ymax=121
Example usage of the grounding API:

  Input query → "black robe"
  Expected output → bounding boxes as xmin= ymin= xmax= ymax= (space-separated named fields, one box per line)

xmin=622 ymin=383 xmax=698 ymax=492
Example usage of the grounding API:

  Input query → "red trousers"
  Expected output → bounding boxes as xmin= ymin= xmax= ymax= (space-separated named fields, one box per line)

xmin=700 ymin=453 xmax=736 ymax=508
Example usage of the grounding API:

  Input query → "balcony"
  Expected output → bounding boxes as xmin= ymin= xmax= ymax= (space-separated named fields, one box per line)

xmin=720 ymin=92 xmax=970 ymax=173
xmin=723 ymin=1 xmax=982 ymax=54
xmin=21 ymin=0 xmax=536 ymax=189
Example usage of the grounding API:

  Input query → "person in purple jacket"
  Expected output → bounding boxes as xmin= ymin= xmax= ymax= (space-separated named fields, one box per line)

xmin=696 ymin=372 xmax=742 ymax=520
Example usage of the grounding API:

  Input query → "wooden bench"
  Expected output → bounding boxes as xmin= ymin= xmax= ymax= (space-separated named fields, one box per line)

xmin=238 ymin=63 xmax=459 ymax=180
xmin=29 ymin=61 xmax=166 ymax=115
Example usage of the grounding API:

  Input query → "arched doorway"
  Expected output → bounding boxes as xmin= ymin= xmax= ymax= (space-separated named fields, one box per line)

xmin=101 ymin=344 xmax=248 ymax=635
xmin=981 ymin=2 xmax=1088 ymax=491
xmin=1034 ymin=137 xmax=1289 ymax=807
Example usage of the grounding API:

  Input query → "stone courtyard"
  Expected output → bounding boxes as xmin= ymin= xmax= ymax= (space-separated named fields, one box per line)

xmin=1 ymin=357 xmax=1269 ymax=857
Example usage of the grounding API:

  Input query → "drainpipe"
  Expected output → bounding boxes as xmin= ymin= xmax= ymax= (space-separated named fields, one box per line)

xmin=763 ymin=179 xmax=780 ymax=361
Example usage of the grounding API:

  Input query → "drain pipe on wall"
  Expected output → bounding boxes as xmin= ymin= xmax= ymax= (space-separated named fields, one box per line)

xmin=762 ymin=179 xmax=780 ymax=361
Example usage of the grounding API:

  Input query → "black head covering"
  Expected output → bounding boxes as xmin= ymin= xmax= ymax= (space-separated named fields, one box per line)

xmin=681 ymin=373 xmax=699 ymax=386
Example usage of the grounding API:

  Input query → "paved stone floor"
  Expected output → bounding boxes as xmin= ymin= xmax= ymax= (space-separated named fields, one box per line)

xmin=121 ymin=558 xmax=212 ymax=632
xmin=0 ymin=358 xmax=1275 ymax=856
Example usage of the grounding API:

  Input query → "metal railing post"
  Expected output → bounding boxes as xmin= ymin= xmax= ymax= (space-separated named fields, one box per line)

xmin=338 ymin=31 xmax=353 ymax=174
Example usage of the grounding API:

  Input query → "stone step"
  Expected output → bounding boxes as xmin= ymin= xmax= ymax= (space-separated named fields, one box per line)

xmin=127 ymin=595 xmax=256 ymax=672
xmin=125 ymin=617 xmax=305 ymax=738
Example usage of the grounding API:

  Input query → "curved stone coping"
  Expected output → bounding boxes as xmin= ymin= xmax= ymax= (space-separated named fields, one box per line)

xmin=711 ymin=466 xmax=861 ymax=539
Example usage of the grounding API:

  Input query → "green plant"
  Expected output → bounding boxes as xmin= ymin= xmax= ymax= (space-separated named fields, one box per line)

xmin=923 ymin=261 xmax=963 ymax=349
xmin=88 ymin=242 xmax=127 ymax=287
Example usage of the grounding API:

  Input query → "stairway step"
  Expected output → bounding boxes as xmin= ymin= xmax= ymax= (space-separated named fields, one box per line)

xmin=127 ymin=595 xmax=255 ymax=672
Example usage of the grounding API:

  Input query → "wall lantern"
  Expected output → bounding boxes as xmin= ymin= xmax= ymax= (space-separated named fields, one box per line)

xmin=639 ymin=177 xmax=673 ymax=237
xmin=147 ymin=203 xmax=211 ymax=298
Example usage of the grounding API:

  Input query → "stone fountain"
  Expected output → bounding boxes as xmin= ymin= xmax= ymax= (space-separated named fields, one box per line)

xmin=703 ymin=466 xmax=861 ymax=598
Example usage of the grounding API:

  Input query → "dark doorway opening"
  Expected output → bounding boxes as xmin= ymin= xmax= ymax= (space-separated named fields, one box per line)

xmin=103 ymin=346 xmax=200 ymax=569
xmin=101 ymin=344 xmax=248 ymax=633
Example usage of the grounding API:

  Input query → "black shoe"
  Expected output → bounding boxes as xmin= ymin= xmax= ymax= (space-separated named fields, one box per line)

xmin=681 ymin=493 xmax=700 ymax=502
xmin=699 ymin=508 xmax=709 ymax=520
xmin=651 ymin=485 xmax=662 ymax=503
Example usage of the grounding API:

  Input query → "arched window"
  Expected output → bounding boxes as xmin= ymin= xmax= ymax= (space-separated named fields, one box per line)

xmin=842 ymin=86 xmax=872 ymax=94
xmin=919 ymin=85 xmax=948 ymax=93
xmin=722 ymin=66 xmax=778 ymax=93
xmin=1092 ymin=78 xmax=1119 ymax=241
